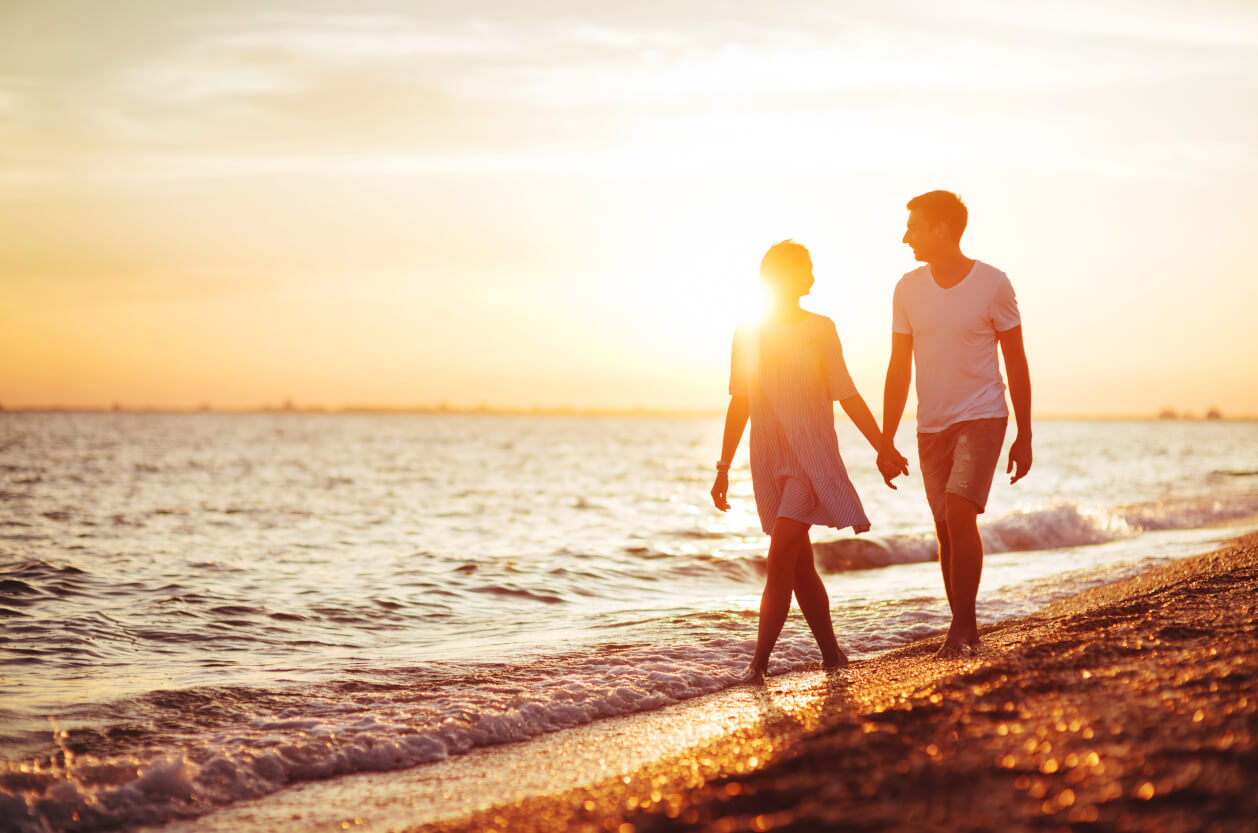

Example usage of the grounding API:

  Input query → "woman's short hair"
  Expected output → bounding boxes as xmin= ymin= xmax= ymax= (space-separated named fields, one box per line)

xmin=760 ymin=240 xmax=811 ymax=282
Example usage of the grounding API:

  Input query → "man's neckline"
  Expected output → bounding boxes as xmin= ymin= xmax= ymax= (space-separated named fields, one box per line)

xmin=929 ymin=258 xmax=978 ymax=290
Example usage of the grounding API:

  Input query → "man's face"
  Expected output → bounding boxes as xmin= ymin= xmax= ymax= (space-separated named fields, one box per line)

xmin=903 ymin=209 xmax=942 ymax=263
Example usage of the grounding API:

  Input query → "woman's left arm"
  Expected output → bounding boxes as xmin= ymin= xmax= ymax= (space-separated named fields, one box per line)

xmin=839 ymin=394 xmax=907 ymax=489
xmin=823 ymin=320 xmax=907 ymax=487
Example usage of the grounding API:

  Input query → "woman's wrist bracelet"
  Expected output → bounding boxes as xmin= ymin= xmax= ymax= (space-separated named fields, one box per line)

xmin=715 ymin=460 xmax=731 ymax=471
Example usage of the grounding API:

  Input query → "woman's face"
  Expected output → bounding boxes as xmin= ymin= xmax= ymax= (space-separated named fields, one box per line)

xmin=763 ymin=261 xmax=814 ymax=301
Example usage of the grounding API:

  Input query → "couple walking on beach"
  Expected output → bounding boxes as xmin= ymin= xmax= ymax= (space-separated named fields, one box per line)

xmin=710 ymin=190 xmax=1033 ymax=682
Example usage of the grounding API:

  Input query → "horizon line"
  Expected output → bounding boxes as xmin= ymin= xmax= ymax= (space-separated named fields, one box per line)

xmin=0 ymin=405 xmax=1253 ymax=421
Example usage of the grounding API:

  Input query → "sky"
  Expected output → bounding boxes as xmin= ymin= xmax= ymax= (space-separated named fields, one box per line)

xmin=3 ymin=0 xmax=1257 ymax=415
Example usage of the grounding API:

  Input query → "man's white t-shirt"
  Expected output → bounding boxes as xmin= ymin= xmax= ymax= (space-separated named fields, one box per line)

xmin=892 ymin=260 xmax=1021 ymax=433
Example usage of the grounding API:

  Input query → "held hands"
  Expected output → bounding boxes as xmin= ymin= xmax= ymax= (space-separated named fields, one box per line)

xmin=711 ymin=470 xmax=731 ymax=512
xmin=1007 ymin=434 xmax=1032 ymax=484
xmin=877 ymin=445 xmax=910 ymax=489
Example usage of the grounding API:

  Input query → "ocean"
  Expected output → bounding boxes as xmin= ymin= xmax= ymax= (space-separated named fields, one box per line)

xmin=2 ymin=412 xmax=1256 ymax=832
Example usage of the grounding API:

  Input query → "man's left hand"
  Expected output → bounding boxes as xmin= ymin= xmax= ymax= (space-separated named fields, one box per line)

xmin=1007 ymin=434 xmax=1032 ymax=484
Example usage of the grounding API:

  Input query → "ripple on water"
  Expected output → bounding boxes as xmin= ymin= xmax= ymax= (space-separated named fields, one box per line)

xmin=470 ymin=585 xmax=565 ymax=604
xmin=0 ymin=579 xmax=41 ymax=596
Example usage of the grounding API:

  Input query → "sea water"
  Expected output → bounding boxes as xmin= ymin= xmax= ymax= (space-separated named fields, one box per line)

xmin=1 ymin=413 xmax=1256 ymax=832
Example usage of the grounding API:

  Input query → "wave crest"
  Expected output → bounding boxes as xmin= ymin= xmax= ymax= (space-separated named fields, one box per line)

xmin=810 ymin=495 xmax=1258 ymax=573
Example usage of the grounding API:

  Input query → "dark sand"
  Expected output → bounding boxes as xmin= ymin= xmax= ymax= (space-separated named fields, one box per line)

xmin=421 ymin=532 xmax=1258 ymax=833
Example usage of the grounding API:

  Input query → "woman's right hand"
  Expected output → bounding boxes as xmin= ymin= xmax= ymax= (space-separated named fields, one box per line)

xmin=711 ymin=471 xmax=730 ymax=512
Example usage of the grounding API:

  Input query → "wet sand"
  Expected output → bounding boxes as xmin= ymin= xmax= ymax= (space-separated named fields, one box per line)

xmin=418 ymin=532 xmax=1258 ymax=833
xmin=145 ymin=532 xmax=1258 ymax=833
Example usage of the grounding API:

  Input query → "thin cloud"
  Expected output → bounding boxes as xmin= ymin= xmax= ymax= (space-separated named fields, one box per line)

xmin=962 ymin=0 xmax=1258 ymax=50
xmin=1 ymin=2 xmax=1255 ymax=189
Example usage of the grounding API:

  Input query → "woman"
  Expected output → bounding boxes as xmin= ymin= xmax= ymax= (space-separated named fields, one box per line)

xmin=711 ymin=240 xmax=906 ymax=683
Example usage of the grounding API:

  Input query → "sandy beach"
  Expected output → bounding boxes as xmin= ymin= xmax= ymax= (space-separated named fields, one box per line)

xmin=411 ymin=531 xmax=1258 ymax=833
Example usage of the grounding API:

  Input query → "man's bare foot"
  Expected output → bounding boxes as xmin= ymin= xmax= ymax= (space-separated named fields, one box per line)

xmin=821 ymin=650 xmax=849 ymax=670
xmin=935 ymin=636 xmax=980 ymax=658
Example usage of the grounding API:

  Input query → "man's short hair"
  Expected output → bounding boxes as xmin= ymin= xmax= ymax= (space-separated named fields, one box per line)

xmin=760 ymin=240 xmax=811 ymax=281
xmin=906 ymin=190 xmax=968 ymax=240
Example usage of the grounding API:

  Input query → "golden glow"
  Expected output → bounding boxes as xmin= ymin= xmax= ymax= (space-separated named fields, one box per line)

xmin=3 ymin=2 xmax=1258 ymax=414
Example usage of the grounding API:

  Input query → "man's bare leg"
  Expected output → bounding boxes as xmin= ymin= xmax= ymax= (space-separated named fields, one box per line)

xmin=791 ymin=537 xmax=848 ymax=668
xmin=745 ymin=518 xmax=810 ymax=683
xmin=934 ymin=518 xmax=954 ymax=610
xmin=937 ymin=493 xmax=983 ymax=657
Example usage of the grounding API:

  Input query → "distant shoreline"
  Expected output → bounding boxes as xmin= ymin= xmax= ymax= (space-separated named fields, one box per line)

xmin=0 ymin=405 xmax=724 ymax=418
xmin=1 ymin=407 xmax=1255 ymax=421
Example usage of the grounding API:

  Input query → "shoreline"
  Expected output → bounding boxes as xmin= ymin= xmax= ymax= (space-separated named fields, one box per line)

xmin=420 ymin=532 xmax=1258 ymax=833
xmin=143 ymin=530 xmax=1258 ymax=833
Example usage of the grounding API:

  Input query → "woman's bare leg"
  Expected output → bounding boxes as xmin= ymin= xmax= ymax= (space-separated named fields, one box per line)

xmin=792 ymin=537 xmax=847 ymax=668
xmin=746 ymin=517 xmax=810 ymax=682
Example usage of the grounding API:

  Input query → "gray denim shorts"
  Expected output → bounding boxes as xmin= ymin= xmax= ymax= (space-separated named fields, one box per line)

xmin=917 ymin=417 xmax=1008 ymax=522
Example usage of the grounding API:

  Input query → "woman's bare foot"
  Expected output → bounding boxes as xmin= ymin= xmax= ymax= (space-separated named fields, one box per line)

xmin=739 ymin=664 xmax=767 ymax=685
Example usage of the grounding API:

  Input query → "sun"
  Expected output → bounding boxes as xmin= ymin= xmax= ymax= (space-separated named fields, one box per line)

xmin=603 ymin=200 xmax=771 ymax=360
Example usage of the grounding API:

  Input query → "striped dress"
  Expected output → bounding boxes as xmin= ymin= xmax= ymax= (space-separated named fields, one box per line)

xmin=730 ymin=313 xmax=871 ymax=536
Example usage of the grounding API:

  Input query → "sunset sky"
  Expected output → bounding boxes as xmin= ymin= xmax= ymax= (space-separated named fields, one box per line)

xmin=3 ymin=0 xmax=1257 ymax=415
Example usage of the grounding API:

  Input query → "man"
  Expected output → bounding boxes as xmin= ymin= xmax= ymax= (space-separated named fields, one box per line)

xmin=879 ymin=190 xmax=1032 ymax=658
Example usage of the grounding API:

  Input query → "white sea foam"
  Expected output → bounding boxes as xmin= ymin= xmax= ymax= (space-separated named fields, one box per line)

xmin=812 ymin=494 xmax=1258 ymax=573
xmin=0 ymin=636 xmax=840 ymax=833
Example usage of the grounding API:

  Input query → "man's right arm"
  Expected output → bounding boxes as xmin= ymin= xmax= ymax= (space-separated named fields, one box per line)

xmin=879 ymin=332 xmax=913 ymax=481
